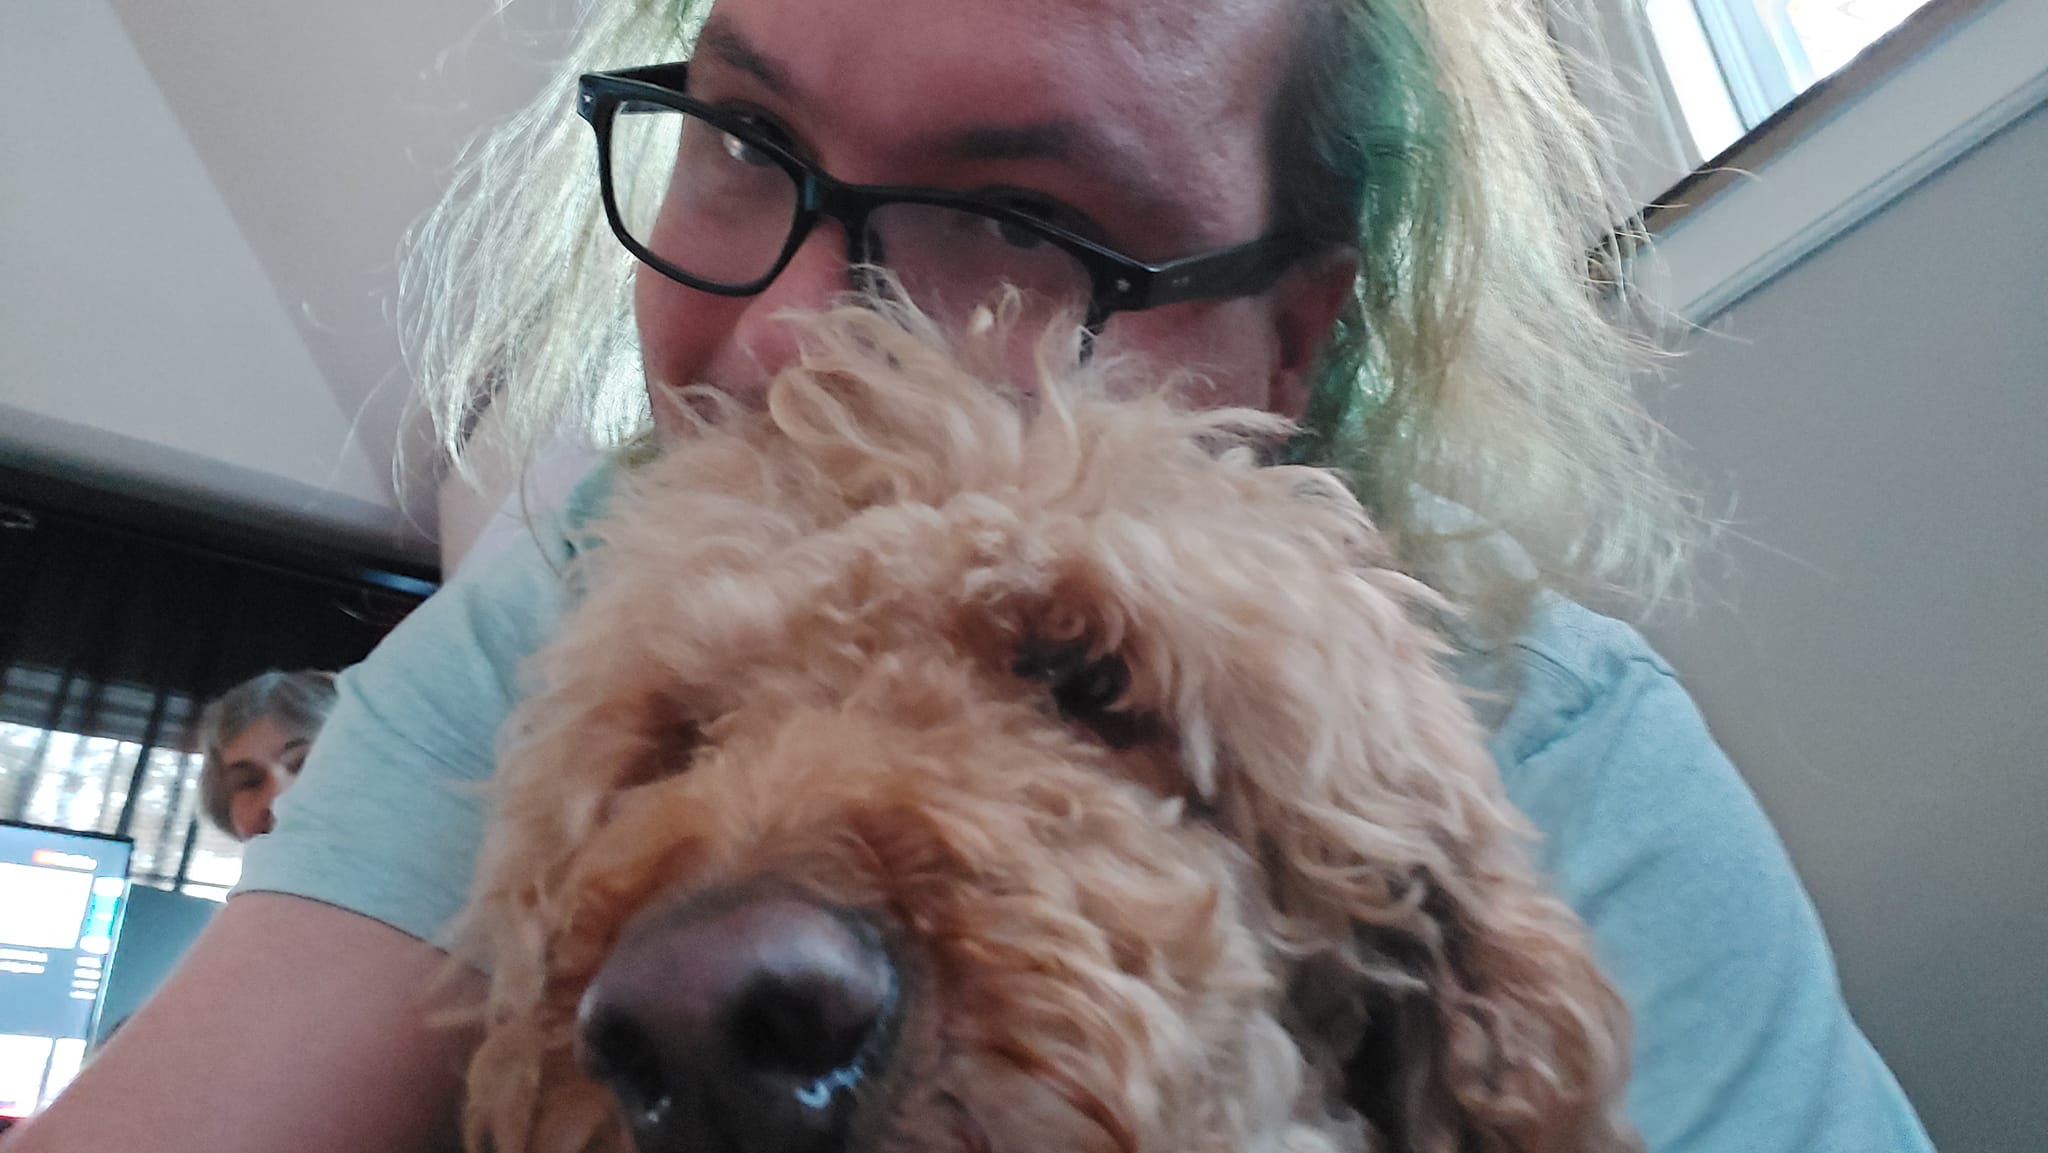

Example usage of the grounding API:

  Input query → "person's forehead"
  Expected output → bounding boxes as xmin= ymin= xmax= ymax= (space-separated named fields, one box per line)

xmin=693 ymin=0 xmax=1302 ymax=237
xmin=219 ymin=716 xmax=302 ymax=765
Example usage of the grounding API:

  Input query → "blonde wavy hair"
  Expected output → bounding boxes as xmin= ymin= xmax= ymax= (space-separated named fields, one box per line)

xmin=402 ymin=0 xmax=1697 ymax=631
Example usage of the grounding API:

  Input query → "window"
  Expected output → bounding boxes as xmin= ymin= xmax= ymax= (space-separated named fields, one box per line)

xmin=1612 ymin=0 xmax=2040 ymax=322
xmin=1 ymin=708 xmax=238 ymax=902
xmin=0 ymin=479 xmax=431 ymax=907
xmin=1642 ymin=0 xmax=1943 ymax=163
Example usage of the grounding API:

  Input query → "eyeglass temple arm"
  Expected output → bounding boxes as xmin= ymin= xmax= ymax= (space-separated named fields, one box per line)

xmin=1108 ymin=235 xmax=1318 ymax=313
xmin=577 ymin=63 xmax=695 ymax=124
xmin=600 ymin=61 xmax=693 ymax=91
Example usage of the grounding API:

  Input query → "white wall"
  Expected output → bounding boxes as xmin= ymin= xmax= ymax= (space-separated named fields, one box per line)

xmin=3 ymin=0 xmax=572 ymax=565
xmin=0 ymin=0 xmax=407 ymax=549
xmin=101 ymin=0 xmax=572 ymax=566
xmin=1647 ymin=103 xmax=2048 ymax=1153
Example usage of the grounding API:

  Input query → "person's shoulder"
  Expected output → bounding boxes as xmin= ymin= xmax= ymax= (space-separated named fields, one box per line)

xmin=1492 ymin=596 xmax=1672 ymax=749
xmin=1476 ymin=596 xmax=1780 ymax=889
xmin=557 ymin=438 xmax=651 ymax=548
xmin=1474 ymin=593 xmax=1763 ymax=871
xmin=1447 ymin=595 xmax=1678 ymax=775
xmin=449 ymin=436 xmax=646 ymax=581
xmin=1512 ymin=595 xmax=1671 ymax=680
xmin=1469 ymin=598 xmax=1933 ymax=1151
xmin=235 ymin=450 xmax=643 ymax=945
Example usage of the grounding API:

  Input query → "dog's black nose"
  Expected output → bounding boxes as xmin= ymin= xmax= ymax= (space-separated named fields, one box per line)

xmin=576 ymin=889 xmax=898 ymax=1153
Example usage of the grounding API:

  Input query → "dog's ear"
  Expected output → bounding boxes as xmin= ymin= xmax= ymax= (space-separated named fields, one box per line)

xmin=1176 ymin=552 xmax=1638 ymax=1152
xmin=1314 ymin=865 xmax=1639 ymax=1153
xmin=1221 ymin=717 xmax=1637 ymax=1151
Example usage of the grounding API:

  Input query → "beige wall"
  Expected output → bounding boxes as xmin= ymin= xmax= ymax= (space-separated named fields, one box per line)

xmin=1646 ymin=104 xmax=2048 ymax=1153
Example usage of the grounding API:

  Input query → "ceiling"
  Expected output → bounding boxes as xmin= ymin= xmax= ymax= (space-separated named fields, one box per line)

xmin=1 ymin=0 xmax=575 ymax=568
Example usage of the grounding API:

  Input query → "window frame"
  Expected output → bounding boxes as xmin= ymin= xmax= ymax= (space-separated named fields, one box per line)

xmin=1580 ymin=0 xmax=2046 ymax=321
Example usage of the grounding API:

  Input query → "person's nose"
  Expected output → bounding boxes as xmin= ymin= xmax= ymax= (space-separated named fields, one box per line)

xmin=234 ymin=787 xmax=278 ymax=840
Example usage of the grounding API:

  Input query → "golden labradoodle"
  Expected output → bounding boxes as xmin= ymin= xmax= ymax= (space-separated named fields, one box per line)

xmin=457 ymin=307 xmax=1638 ymax=1153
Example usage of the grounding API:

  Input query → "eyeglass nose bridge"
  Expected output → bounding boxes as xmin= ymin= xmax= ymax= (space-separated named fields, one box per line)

xmin=788 ymin=170 xmax=1108 ymax=339
xmin=790 ymin=175 xmax=887 ymax=287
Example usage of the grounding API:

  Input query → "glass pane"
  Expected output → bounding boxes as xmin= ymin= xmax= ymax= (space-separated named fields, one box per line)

xmin=609 ymin=103 xmax=799 ymax=286
xmin=127 ymin=749 xmax=202 ymax=884
xmin=865 ymin=202 xmax=1093 ymax=334
xmin=1 ymin=715 xmax=246 ymax=893
xmin=18 ymin=733 xmax=129 ymax=834
xmin=181 ymin=818 xmax=245 ymax=891
xmin=1649 ymin=0 xmax=1937 ymax=162
xmin=1779 ymin=0 xmax=1933 ymax=81
xmin=1646 ymin=0 xmax=1748 ymax=160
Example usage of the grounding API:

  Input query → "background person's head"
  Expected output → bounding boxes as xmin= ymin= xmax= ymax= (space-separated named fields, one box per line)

xmin=195 ymin=670 xmax=338 ymax=841
xmin=406 ymin=0 xmax=1697 ymax=630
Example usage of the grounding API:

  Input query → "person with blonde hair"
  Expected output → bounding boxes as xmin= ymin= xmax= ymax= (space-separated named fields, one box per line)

xmin=17 ymin=0 xmax=1930 ymax=1149
xmin=194 ymin=670 xmax=338 ymax=841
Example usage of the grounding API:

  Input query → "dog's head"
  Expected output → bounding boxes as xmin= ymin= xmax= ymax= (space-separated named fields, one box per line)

xmin=460 ymin=308 xmax=1637 ymax=1153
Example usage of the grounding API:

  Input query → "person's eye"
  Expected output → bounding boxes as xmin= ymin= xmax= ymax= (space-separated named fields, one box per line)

xmin=715 ymin=111 xmax=794 ymax=169
xmin=720 ymin=131 xmax=777 ymax=168
xmin=978 ymin=191 xmax=1102 ymax=250
xmin=993 ymin=216 xmax=1050 ymax=249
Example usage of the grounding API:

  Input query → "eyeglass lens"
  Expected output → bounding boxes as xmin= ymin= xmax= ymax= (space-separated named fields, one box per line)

xmin=608 ymin=101 xmax=1095 ymax=333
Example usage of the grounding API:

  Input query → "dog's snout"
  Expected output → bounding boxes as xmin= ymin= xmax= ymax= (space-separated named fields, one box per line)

xmin=577 ymin=889 xmax=898 ymax=1153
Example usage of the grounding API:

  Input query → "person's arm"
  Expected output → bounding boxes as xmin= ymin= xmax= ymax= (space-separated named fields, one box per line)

xmin=7 ymin=893 xmax=478 ymax=1153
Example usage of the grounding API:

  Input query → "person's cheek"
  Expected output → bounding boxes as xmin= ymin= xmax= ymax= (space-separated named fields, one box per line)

xmin=636 ymin=266 xmax=729 ymax=435
xmin=247 ymin=776 xmax=286 ymax=837
xmin=231 ymin=794 xmax=263 ymax=840
xmin=1099 ymin=299 xmax=1280 ymax=412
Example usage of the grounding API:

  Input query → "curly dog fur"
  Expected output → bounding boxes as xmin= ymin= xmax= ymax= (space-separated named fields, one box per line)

xmin=457 ymin=306 xmax=1639 ymax=1153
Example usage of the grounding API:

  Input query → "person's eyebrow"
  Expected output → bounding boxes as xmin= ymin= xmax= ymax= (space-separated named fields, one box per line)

xmin=945 ymin=123 xmax=1084 ymax=164
xmin=944 ymin=123 xmax=1189 ymax=243
xmin=226 ymin=739 xmax=310 ymax=776
xmin=692 ymin=19 xmax=1185 ymax=242
xmin=697 ymin=20 xmax=792 ymax=98
xmin=696 ymin=20 xmax=1097 ymax=166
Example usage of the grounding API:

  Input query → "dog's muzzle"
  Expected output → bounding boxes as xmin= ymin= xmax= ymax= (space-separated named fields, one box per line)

xmin=576 ymin=886 xmax=901 ymax=1153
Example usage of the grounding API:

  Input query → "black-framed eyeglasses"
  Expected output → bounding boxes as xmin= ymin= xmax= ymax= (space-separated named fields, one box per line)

xmin=578 ymin=62 xmax=1318 ymax=332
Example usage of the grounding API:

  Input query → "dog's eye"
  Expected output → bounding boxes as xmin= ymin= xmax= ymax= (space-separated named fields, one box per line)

xmin=615 ymin=716 xmax=703 ymax=790
xmin=1015 ymin=639 xmax=1125 ymax=713
xmin=1014 ymin=640 xmax=1157 ymax=748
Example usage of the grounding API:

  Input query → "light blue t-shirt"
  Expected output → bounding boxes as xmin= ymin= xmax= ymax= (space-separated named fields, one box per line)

xmin=240 ymin=463 xmax=1933 ymax=1153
